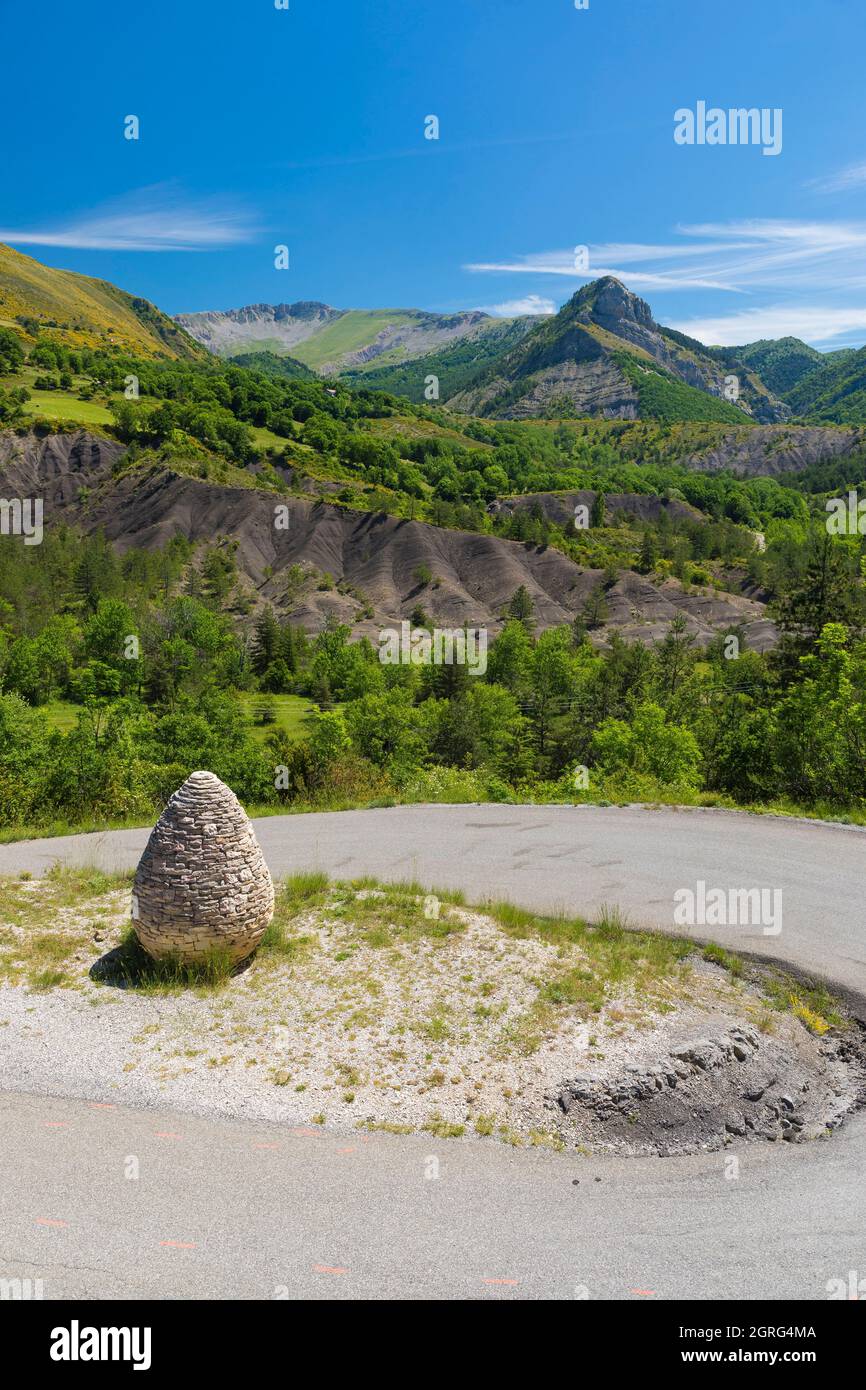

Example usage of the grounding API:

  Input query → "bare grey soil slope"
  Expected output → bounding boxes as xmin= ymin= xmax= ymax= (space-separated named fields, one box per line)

xmin=683 ymin=422 xmax=866 ymax=475
xmin=0 ymin=429 xmax=124 ymax=502
xmin=0 ymin=431 xmax=772 ymax=645
xmin=489 ymin=490 xmax=703 ymax=527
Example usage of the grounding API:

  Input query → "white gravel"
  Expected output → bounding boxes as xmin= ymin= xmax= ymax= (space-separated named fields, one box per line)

xmin=0 ymin=880 xmax=847 ymax=1147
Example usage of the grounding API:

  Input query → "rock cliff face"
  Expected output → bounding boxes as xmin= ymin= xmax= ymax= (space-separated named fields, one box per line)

xmin=175 ymin=301 xmax=343 ymax=356
xmin=132 ymin=771 xmax=274 ymax=964
xmin=448 ymin=277 xmax=791 ymax=423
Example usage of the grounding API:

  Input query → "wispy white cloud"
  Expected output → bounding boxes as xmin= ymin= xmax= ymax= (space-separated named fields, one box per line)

xmin=806 ymin=162 xmax=866 ymax=195
xmin=278 ymin=129 xmax=589 ymax=172
xmin=464 ymin=219 xmax=866 ymax=345
xmin=466 ymin=222 xmax=866 ymax=292
xmin=0 ymin=185 xmax=257 ymax=252
xmin=465 ymin=248 xmax=738 ymax=291
xmin=669 ymin=304 xmax=866 ymax=347
xmin=483 ymin=294 xmax=556 ymax=317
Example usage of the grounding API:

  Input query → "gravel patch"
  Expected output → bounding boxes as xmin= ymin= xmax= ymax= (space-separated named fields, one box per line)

xmin=0 ymin=878 xmax=862 ymax=1154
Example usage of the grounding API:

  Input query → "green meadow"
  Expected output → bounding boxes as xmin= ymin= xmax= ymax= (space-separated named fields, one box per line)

xmin=42 ymin=694 xmax=317 ymax=745
xmin=288 ymin=310 xmax=418 ymax=370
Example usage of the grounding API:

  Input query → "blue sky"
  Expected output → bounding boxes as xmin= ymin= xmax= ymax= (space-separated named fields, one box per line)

xmin=3 ymin=0 xmax=866 ymax=347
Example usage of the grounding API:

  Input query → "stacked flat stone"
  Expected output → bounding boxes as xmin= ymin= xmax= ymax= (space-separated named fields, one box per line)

xmin=132 ymin=771 xmax=274 ymax=964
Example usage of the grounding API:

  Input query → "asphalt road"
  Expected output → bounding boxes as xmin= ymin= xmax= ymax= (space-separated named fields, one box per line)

xmin=1 ymin=803 xmax=865 ymax=1300
xmin=1 ymin=1090 xmax=864 ymax=1301
xmin=3 ymin=802 xmax=865 ymax=1000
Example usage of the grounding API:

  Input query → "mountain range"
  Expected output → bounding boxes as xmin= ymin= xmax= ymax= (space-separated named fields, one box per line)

xmin=175 ymin=300 xmax=536 ymax=378
xmin=6 ymin=239 xmax=866 ymax=429
xmin=174 ymin=278 xmax=795 ymax=424
xmin=7 ymin=244 xmax=866 ymax=647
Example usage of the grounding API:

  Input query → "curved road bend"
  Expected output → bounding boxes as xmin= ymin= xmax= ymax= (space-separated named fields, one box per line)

xmin=1 ymin=804 xmax=864 ymax=1299
xmin=2 ymin=803 xmax=865 ymax=1002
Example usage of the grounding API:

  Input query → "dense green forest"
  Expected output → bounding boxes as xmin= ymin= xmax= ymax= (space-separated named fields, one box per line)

xmin=0 ymin=329 xmax=842 ymax=538
xmin=1 ymin=518 xmax=865 ymax=832
xmin=340 ymin=317 xmax=536 ymax=403
xmin=4 ymin=329 xmax=866 ymax=832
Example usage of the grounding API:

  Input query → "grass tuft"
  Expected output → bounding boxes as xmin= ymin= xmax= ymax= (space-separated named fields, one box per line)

xmin=702 ymin=942 xmax=745 ymax=977
xmin=44 ymin=862 xmax=133 ymax=901
xmin=423 ymin=1114 xmax=465 ymax=1139
xmin=790 ymin=994 xmax=831 ymax=1035
xmin=101 ymin=927 xmax=237 ymax=994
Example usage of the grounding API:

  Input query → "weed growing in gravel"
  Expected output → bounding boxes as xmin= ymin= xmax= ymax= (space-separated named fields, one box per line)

xmin=528 ymin=1129 xmax=565 ymax=1151
xmin=763 ymin=971 xmax=841 ymax=1032
xmin=416 ymin=1003 xmax=452 ymax=1042
xmin=279 ymin=871 xmax=330 ymax=913
xmin=423 ymin=1114 xmax=465 ymax=1139
xmin=790 ymin=995 xmax=831 ymax=1035
xmin=30 ymin=967 xmax=67 ymax=991
xmin=487 ymin=898 xmax=690 ymax=981
xmin=0 ymin=866 xmax=132 ymax=987
xmin=44 ymin=862 xmax=133 ymax=902
xmin=484 ymin=895 xmax=693 ymax=1054
xmin=292 ymin=879 xmax=468 ymax=953
xmin=497 ymin=1124 xmax=523 ymax=1146
xmin=701 ymin=944 xmax=841 ymax=1034
xmin=253 ymin=873 xmax=328 ymax=964
xmin=362 ymin=1119 xmax=414 ymax=1134
xmin=702 ymin=943 xmax=745 ymax=977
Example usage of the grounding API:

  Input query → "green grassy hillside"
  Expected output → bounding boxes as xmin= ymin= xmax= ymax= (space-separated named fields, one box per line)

xmin=288 ymin=310 xmax=420 ymax=369
xmin=0 ymin=243 xmax=207 ymax=360
xmin=785 ymin=346 xmax=866 ymax=423
xmin=731 ymin=337 xmax=827 ymax=398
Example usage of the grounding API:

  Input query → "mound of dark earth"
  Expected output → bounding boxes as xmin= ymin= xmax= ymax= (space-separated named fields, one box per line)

xmin=0 ymin=429 xmax=124 ymax=503
xmin=550 ymin=1022 xmax=866 ymax=1158
xmin=0 ymin=431 xmax=775 ymax=647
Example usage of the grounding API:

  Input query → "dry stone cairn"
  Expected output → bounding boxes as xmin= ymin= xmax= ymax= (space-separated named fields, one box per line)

xmin=132 ymin=771 xmax=274 ymax=964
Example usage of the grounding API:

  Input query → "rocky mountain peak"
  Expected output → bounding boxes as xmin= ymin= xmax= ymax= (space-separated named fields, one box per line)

xmin=271 ymin=301 xmax=337 ymax=321
xmin=571 ymin=276 xmax=655 ymax=329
